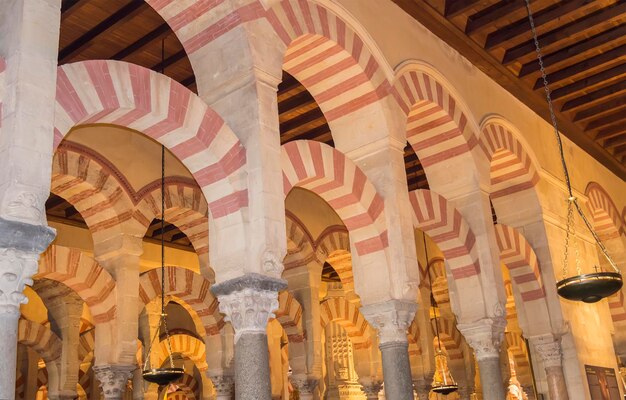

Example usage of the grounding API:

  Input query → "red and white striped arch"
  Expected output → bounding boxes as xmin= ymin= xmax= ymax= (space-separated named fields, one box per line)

xmin=585 ymin=182 xmax=624 ymax=240
xmin=609 ymin=291 xmax=626 ymax=328
xmin=175 ymin=373 xmax=200 ymax=400
xmin=408 ymin=319 xmax=421 ymax=357
xmin=274 ymin=291 xmax=305 ymax=343
xmin=479 ymin=121 xmax=539 ymax=199
xmin=408 ymin=190 xmax=479 ymax=280
xmin=135 ymin=183 xmax=209 ymax=258
xmin=393 ymin=68 xmax=478 ymax=171
xmin=282 ymin=141 xmax=388 ymax=259
xmin=431 ymin=317 xmax=464 ymax=361
xmin=317 ymin=226 xmax=354 ymax=294
xmin=139 ymin=266 xmax=222 ymax=336
xmin=320 ymin=296 xmax=371 ymax=349
xmin=494 ymin=224 xmax=545 ymax=302
xmin=267 ymin=0 xmax=390 ymax=123
xmin=284 ymin=212 xmax=316 ymax=268
xmin=54 ymin=60 xmax=247 ymax=221
xmin=18 ymin=319 xmax=62 ymax=363
xmin=157 ymin=334 xmax=208 ymax=371
xmin=52 ymin=146 xmax=139 ymax=239
xmin=37 ymin=245 xmax=116 ymax=324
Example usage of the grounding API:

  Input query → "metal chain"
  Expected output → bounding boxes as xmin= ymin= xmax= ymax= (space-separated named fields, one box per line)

xmin=525 ymin=0 xmax=620 ymax=274
xmin=424 ymin=234 xmax=442 ymax=352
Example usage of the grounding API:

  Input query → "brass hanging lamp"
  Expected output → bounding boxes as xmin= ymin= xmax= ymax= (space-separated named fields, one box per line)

xmin=425 ymin=236 xmax=458 ymax=395
xmin=524 ymin=0 xmax=622 ymax=303
xmin=141 ymin=143 xmax=185 ymax=385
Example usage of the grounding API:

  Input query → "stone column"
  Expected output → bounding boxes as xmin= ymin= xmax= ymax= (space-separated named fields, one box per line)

xmin=291 ymin=376 xmax=319 ymax=400
xmin=530 ymin=335 xmax=569 ymax=400
xmin=360 ymin=378 xmax=383 ymax=400
xmin=361 ymin=300 xmax=418 ymax=400
xmin=211 ymin=274 xmax=287 ymax=400
xmin=132 ymin=368 xmax=144 ymax=400
xmin=210 ymin=375 xmax=235 ymax=400
xmin=458 ymin=318 xmax=506 ymax=400
xmin=93 ymin=364 xmax=135 ymax=400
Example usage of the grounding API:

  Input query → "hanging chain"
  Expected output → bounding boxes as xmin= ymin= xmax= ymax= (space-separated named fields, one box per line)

xmin=525 ymin=0 xmax=620 ymax=274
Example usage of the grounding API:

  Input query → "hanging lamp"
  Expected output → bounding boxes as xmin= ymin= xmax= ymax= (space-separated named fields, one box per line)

xmin=141 ymin=143 xmax=185 ymax=385
xmin=524 ymin=0 xmax=622 ymax=303
xmin=425 ymin=236 xmax=458 ymax=395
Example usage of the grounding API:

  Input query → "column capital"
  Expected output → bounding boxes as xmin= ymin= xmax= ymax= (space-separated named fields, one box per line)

xmin=457 ymin=317 xmax=506 ymax=361
xmin=0 ymin=247 xmax=41 ymax=315
xmin=360 ymin=300 xmax=418 ymax=344
xmin=529 ymin=334 xmax=563 ymax=368
xmin=291 ymin=375 xmax=319 ymax=394
xmin=209 ymin=374 xmax=235 ymax=397
xmin=360 ymin=378 xmax=383 ymax=399
xmin=211 ymin=273 xmax=287 ymax=342
xmin=93 ymin=364 xmax=134 ymax=399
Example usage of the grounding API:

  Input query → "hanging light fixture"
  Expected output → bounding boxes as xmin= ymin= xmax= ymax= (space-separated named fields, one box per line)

xmin=425 ymin=235 xmax=458 ymax=395
xmin=524 ymin=0 xmax=622 ymax=303
xmin=141 ymin=137 xmax=185 ymax=384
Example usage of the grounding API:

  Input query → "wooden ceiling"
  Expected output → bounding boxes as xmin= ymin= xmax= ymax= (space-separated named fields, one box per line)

xmin=391 ymin=0 xmax=626 ymax=180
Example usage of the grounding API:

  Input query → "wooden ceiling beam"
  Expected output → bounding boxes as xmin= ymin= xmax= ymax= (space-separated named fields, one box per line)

xmin=282 ymin=123 xmax=332 ymax=144
xmin=484 ymin=0 xmax=586 ymax=50
xmin=389 ymin=0 xmax=626 ymax=179
xmin=561 ymin=80 xmax=626 ymax=112
xmin=61 ymin=0 xmax=91 ymax=22
xmin=533 ymin=43 xmax=626 ymax=90
xmin=595 ymin=124 xmax=626 ymax=141
xmin=59 ymin=0 xmax=146 ymax=63
xmin=551 ymin=63 xmax=626 ymax=101
xmin=502 ymin=2 xmax=626 ymax=64
xmin=278 ymin=90 xmax=316 ymax=114
xmin=180 ymin=75 xmax=196 ymax=88
xmin=465 ymin=0 xmax=524 ymax=35
xmin=111 ymin=23 xmax=171 ymax=60
xmin=151 ymin=222 xmax=179 ymax=238
xmin=574 ymin=96 xmax=626 ymax=123
xmin=280 ymin=108 xmax=325 ymax=133
xmin=586 ymin=111 xmax=626 ymax=132
xmin=519 ymin=24 xmax=626 ymax=77
xmin=151 ymin=49 xmax=186 ymax=73
xmin=604 ymin=135 xmax=626 ymax=149
xmin=444 ymin=0 xmax=481 ymax=18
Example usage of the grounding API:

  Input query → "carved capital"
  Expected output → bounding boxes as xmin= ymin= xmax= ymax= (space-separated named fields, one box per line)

xmin=360 ymin=300 xmax=417 ymax=344
xmin=210 ymin=375 xmax=234 ymax=396
xmin=212 ymin=273 xmax=287 ymax=342
xmin=530 ymin=334 xmax=563 ymax=368
xmin=0 ymin=248 xmax=40 ymax=315
xmin=291 ymin=375 xmax=319 ymax=394
xmin=217 ymin=287 xmax=280 ymax=342
xmin=360 ymin=378 xmax=383 ymax=399
xmin=457 ymin=317 xmax=506 ymax=361
xmin=93 ymin=364 xmax=134 ymax=399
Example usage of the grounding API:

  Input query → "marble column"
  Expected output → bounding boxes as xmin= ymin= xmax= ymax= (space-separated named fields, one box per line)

xmin=361 ymin=300 xmax=418 ymax=400
xmin=530 ymin=335 xmax=569 ymax=400
xmin=211 ymin=274 xmax=287 ymax=400
xmin=458 ymin=318 xmax=506 ymax=400
xmin=291 ymin=376 xmax=319 ymax=400
xmin=210 ymin=375 xmax=235 ymax=400
xmin=93 ymin=364 xmax=135 ymax=400
xmin=360 ymin=378 xmax=383 ymax=400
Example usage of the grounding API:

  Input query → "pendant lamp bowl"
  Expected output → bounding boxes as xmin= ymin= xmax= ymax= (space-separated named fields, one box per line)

xmin=142 ymin=368 xmax=185 ymax=386
xmin=432 ymin=384 xmax=459 ymax=395
xmin=556 ymin=272 xmax=623 ymax=303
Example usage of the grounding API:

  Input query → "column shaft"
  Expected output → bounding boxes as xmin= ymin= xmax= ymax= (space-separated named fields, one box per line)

xmin=380 ymin=342 xmax=414 ymax=400
xmin=235 ymin=333 xmax=272 ymax=400
xmin=476 ymin=357 xmax=505 ymax=400
xmin=0 ymin=312 xmax=19 ymax=400
xmin=545 ymin=365 xmax=568 ymax=400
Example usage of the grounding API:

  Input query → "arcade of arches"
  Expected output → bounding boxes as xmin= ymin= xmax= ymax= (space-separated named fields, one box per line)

xmin=0 ymin=1 xmax=625 ymax=400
